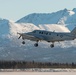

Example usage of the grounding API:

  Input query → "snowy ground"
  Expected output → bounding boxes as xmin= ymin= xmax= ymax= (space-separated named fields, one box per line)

xmin=0 ymin=69 xmax=76 ymax=72
xmin=0 ymin=72 xmax=76 ymax=75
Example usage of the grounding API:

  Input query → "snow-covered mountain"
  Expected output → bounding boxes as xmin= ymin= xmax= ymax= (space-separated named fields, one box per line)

xmin=0 ymin=8 xmax=76 ymax=63
xmin=0 ymin=18 xmax=76 ymax=63
xmin=17 ymin=8 xmax=76 ymax=30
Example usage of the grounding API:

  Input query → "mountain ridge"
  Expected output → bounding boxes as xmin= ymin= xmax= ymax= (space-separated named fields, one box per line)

xmin=16 ymin=8 xmax=76 ymax=31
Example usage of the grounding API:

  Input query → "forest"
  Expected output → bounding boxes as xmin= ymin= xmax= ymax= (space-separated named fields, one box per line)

xmin=0 ymin=61 xmax=76 ymax=69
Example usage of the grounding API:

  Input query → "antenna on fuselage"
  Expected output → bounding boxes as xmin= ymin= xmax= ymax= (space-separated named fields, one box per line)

xmin=53 ymin=30 xmax=55 ymax=32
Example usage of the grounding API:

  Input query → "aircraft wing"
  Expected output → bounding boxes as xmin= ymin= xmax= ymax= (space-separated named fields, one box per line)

xmin=34 ymin=35 xmax=48 ymax=41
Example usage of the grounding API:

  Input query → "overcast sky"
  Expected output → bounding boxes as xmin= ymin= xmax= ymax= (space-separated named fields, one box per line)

xmin=0 ymin=0 xmax=76 ymax=21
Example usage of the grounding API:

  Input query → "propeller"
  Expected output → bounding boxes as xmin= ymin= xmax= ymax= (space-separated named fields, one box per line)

xmin=18 ymin=35 xmax=21 ymax=39
xmin=17 ymin=32 xmax=22 ymax=39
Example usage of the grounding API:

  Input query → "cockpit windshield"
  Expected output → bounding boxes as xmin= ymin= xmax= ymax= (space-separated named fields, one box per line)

xmin=32 ymin=30 xmax=36 ymax=33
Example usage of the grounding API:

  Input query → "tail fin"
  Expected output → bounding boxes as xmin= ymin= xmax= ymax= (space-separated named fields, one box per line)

xmin=71 ymin=27 xmax=76 ymax=35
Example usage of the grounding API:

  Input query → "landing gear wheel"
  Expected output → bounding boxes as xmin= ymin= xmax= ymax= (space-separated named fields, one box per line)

xmin=50 ymin=44 xmax=54 ymax=48
xmin=22 ymin=41 xmax=25 ymax=44
xmin=34 ymin=43 xmax=38 ymax=47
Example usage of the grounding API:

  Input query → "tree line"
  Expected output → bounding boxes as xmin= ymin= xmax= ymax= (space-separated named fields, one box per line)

xmin=0 ymin=61 xmax=76 ymax=69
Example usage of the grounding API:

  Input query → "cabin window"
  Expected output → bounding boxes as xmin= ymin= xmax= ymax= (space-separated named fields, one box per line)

xmin=46 ymin=32 xmax=48 ymax=35
xmin=42 ymin=32 xmax=43 ymax=34
xmin=49 ymin=33 xmax=51 ymax=35
xmin=39 ymin=31 xmax=43 ymax=34
xmin=57 ymin=34 xmax=58 ymax=36
xmin=39 ymin=32 xmax=41 ymax=34
xmin=60 ymin=35 xmax=63 ymax=38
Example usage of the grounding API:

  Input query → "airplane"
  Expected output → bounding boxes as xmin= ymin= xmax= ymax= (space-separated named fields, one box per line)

xmin=17 ymin=27 xmax=76 ymax=48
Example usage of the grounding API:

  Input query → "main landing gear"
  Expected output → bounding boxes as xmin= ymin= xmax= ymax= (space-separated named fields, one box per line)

xmin=34 ymin=41 xmax=39 ymax=47
xmin=34 ymin=43 xmax=55 ymax=48
xmin=50 ymin=44 xmax=54 ymax=48
xmin=34 ymin=41 xmax=55 ymax=48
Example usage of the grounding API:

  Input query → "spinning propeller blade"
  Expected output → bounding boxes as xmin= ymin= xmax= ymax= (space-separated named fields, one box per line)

xmin=18 ymin=35 xmax=21 ymax=39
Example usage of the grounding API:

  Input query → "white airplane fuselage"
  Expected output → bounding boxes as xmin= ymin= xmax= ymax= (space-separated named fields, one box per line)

xmin=22 ymin=30 xmax=75 ymax=42
xmin=18 ymin=27 xmax=76 ymax=47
